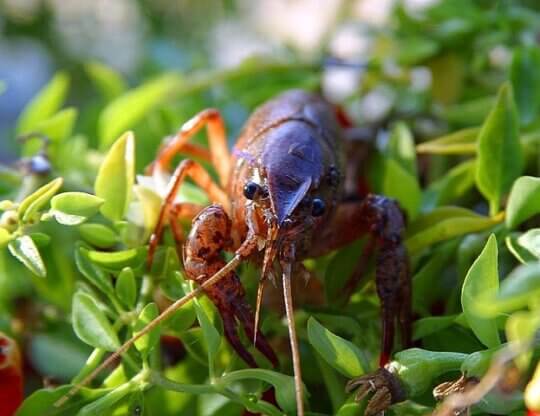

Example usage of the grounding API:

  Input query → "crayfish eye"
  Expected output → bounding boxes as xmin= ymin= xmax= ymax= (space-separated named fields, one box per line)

xmin=243 ymin=181 xmax=261 ymax=200
xmin=311 ymin=198 xmax=325 ymax=217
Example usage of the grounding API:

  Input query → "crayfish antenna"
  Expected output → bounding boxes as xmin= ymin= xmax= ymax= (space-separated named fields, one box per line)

xmin=53 ymin=254 xmax=243 ymax=409
xmin=281 ymin=248 xmax=305 ymax=416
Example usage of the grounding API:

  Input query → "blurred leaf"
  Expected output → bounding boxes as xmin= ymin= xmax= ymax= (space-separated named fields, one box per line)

xmin=443 ymin=96 xmax=495 ymax=126
xmin=79 ymin=223 xmax=118 ymax=249
xmin=517 ymin=229 xmax=540 ymax=259
xmin=506 ymin=176 xmax=540 ymax=229
xmin=461 ymin=234 xmax=501 ymax=348
xmin=52 ymin=211 xmax=86 ymax=226
xmin=51 ymin=192 xmax=104 ymax=218
xmin=475 ymin=83 xmax=523 ymax=215
xmin=95 ymin=131 xmax=135 ymax=221
xmin=16 ymin=385 xmax=110 ymax=416
xmin=324 ymin=239 xmax=364 ymax=302
xmin=115 ymin=267 xmax=136 ymax=309
xmin=416 ymin=127 xmax=478 ymax=155
xmin=506 ymin=311 xmax=540 ymax=370
xmin=29 ymin=232 xmax=50 ymax=248
xmin=506 ymin=234 xmax=537 ymax=264
xmin=16 ymin=71 xmax=70 ymax=135
xmin=382 ymin=158 xmax=421 ymax=220
xmin=423 ymin=160 xmax=476 ymax=209
xmin=406 ymin=207 xmax=502 ymax=254
xmin=0 ymin=228 xmax=12 ymax=248
xmin=510 ymin=45 xmax=540 ymax=126
xmin=18 ymin=177 xmax=63 ymax=222
xmin=387 ymin=122 xmax=417 ymax=176
xmin=413 ymin=315 xmax=458 ymax=341
xmin=8 ymin=235 xmax=46 ymax=277
xmin=85 ymin=61 xmax=127 ymax=101
xmin=193 ymin=296 xmax=221 ymax=370
xmin=307 ymin=317 xmax=364 ymax=378
xmin=72 ymin=291 xmax=120 ymax=351
xmin=87 ymin=248 xmax=143 ymax=271
xmin=22 ymin=108 xmax=78 ymax=155
xmin=134 ymin=302 xmax=160 ymax=360
xmin=133 ymin=184 xmax=161 ymax=239
xmin=99 ymin=74 xmax=182 ymax=148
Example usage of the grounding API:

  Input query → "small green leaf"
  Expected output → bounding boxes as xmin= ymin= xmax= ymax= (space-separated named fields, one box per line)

xmin=133 ymin=302 xmax=160 ymax=359
xmin=0 ymin=228 xmax=12 ymax=248
xmin=18 ymin=177 xmax=63 ymax=222
xmin=51 ymin=211 xmax=86 ymax=226
xmin=16 ymin=72 xmax=70 ymax=135
xmin=72 ymin=291 xmax=120 ymax=351
xmin=29 ymin=232 xmax=51 ymax=248
xmin=85 ymin=61 xmax=127 ymax=101
xmin=116 ymin=267 xmax=136 ymax=309
xmin=382 ymin=158 xmax=421 ymax=220
xmin=87 ymin=248 xmax=142 ymax=271
xmin=307 ymin=317 xmax=365 ymax=378
xmin=75 ymin=245 xmax=115 ymax=297
xmin=387 ymin=122 xmax=417 ymax=176
xmin=475 ymin=83 xmax=523 ymax=215
xmin=461 ymin=234 xmax=501 ymax=348
xmin=517 ymin=229 xmax=540 ymax=259
xmin=133 ymin=184 xmax=161 ymax=238
xmin=422 ymin=160 xmax=476 ymax=209
xmin=8 ymin=235 xmax=46 ymax=277
xmin=99 ymin=74 xmax=182 ymax=148
xmin=79 ymin=223 xmax=118 ymax=249
xmin=510 ymin=45 xmax=540 ymax=125
xmin=51 ymin=192 xmax=104 ymax=218
xmin=94 ymin=131 xmax=135 ymax=221
xmin=416 ymin=127 xmax=479 ymax=155
xmin=406 ymin=207 xmax=502 ymax=254
xmin=193 ymin=297 xmax=221 ymax=369
xmin=506 ymin=176 xmax=540 ymax=229
xmin=413 ymin=315 xmax=458 ymax=341
xmin=506 ymin=234 xmax=537 ymax=264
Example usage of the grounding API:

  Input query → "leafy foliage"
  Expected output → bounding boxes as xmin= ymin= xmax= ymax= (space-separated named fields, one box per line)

xmin=2 ymin=1 xmax=540 ymax=415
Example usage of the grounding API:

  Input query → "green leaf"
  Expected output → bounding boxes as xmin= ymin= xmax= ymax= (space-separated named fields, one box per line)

xmin=79 ymin=223 xmax=118 ymax=249
xmin=307 ymin=317 xmax=365 ymax=378
xmin=382 ymin=158 xmax=421 ymax=220
xmin=193 ymin=296 xmax=221 ymax=369
xmin=133 ymin=302 xmax=160 ymax=360
xmin=506 ymin=311 xmax=540 ymax=370
xmin=87 ymin=248 xmax=143 ymax=271
xmin=506 ymin=234 xmax=537 ymax=264
xmin=18 ymin=177 xmax=64 ymax=222
xmin=8 ymin=235 xmax=46 ymax=277
xmin=416 ymin=127 xmax=479 ymax=155
xmin=99 ymin=74 xmax=182 ymax=148
xmin=510 ymin=45 xmax=540 ymax=125
xmin=85 ymin=61 xmax=127 ymax=101
xmin=0 ymin=227 xmax=13 ymax=248
xmin=133 ymin=185 xmax=161 ymax=238
xmin=75 ymin=246 xmax=115 ymax=297
xmin=506 ymin=176 xmax=540 ymax=229
xmin=16 ymin=385 xmax=110 ymax=416
xmin=51 ymin=192 xmax=104 ymax=218
xmin=94 ymin=131 xmax=135 ymax=221
xmin=115 ymin=267 xmax=136 ymax=309
xmin=387 ymin=122 xmax=417 ymax=176
xmin=413 ymin=315 xmax=458 ymax=341
xmin=461 ymin=234 xmax=501 ymax=348
xmin=475 ymin=83 xmax=523 ymax=215
xmin=51 ymin=211 xmax=86 ymax=226
xmin=16 ymin=71 xmax=70 ymax=135
xmin=72 ymin=291 xmax=120 ymax=351
xmin=406 ymin=207 xmax=502 ymax=254
xmin=324 ymin=239 xmax=364 ymax=302
xmin=517 ymin=229 xmax=540 ymax=259
xmin=422 ymin=160 xmax=476 ymax=209
xmin=476 ymin=263 xmax=540 ymax=315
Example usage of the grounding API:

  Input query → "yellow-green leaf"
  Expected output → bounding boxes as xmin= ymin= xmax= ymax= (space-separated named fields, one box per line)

xmin=8 ymin=235 xmax=46 ymax=277
xmin=85 ymin=61 xmax=127 ymax=101
xmin=18 ymin=177 xmax=64 ymax=222
xmin=506 ymin=176 xmax=540 ymax=229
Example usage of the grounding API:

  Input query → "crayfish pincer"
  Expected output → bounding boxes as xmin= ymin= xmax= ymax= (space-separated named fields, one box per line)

xmin=57 ymin=89 xmax=411 ymax=415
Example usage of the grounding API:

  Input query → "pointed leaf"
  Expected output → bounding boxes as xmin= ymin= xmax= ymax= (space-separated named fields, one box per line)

xmin=94 ymin=131 xmax=135 ymax=221
xmin=506 ymin=176 xmax=540 ymax=229
xmin=72 ymin=291 xmax=120 ymax=351
xmin=18 ymin=177 xmax=63 ymax=222
xmin=133 ymin=302 xmax=160 ymax=359
xmin=510 ymin=45 xmax=540 ymax=125
xmin=115 ymin=267 xmax=136 ymax=309
xmin=517 ymin=229 xmax=540 ymax=259
xmin=387 ymin=122 xmax=417 ymax=176
xmin=16 ymin=72 xmax=70 ymax=135
xmin=85 ymin=61 xmax=127 ymax=101
xmin=79 ymin=223 xmax=118 ymax=249
xmin=461 ymin=234 xmax=501 ymax=348
xmin=382 ymin=158 xmax=421 ymax=220
xmin=8 ymin=235 xmax=46 ymax=277
xmin=475 ymin=83 xmax=523 ymax=215
xmin=307 ymin=317 xmax=365 ymax=377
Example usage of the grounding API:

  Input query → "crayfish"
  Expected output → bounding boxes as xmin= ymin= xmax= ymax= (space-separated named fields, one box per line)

xmin=59 ymin=89 xmax=411 ymax=415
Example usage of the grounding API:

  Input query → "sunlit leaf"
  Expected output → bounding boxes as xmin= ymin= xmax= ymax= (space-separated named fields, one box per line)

xmin=115 ymin=267 xmax=136 ymax=309
xmin=85 ymin=61 xmax=127 ymax=101
xmin=461 ymin=234 xmax=501 ymax=348
xmin=506 ymin=176 xmax=540 ymax=229
xmin=94 ymin=131 xmax=135 ymax=221
xmin=133 ymin=302 xmax=160 ymax=360
xmin=8 ymin=235 xmax=46 ymax=277
xmin=476 ymin=83 xmax=523 ymax=215
xmin=79 ymin=223 xmax=118 ymax=249
xmin=51 ymin=192 xmax=104 ymax=218
xmin=18 ymin=177 xmax=63 ymax=222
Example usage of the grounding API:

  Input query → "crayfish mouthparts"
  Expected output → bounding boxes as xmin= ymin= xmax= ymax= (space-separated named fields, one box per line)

xmin=346 ymin=367 xmax=407 ymax=416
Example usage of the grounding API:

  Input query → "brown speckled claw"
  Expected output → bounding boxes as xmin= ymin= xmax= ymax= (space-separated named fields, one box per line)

xmin=346 ymin=368 xmax=406 ymax=416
